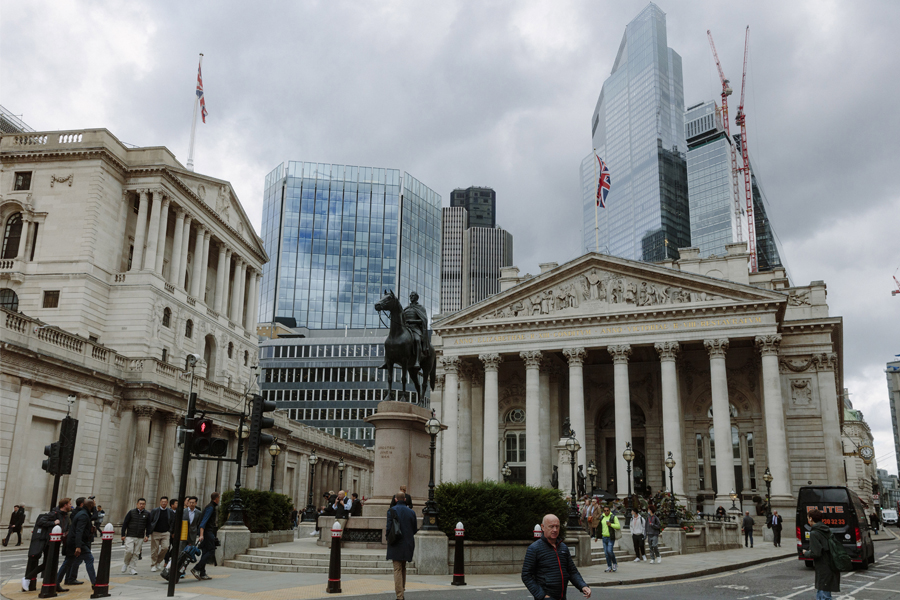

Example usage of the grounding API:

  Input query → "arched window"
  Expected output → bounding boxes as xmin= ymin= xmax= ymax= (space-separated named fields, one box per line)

xmin=243 ymin=350 xmax=249 ymax=366
xmin=2 ymin=213 xmax=23 ymax=259
xmin=162 ymin=307 xmax=171 ymax=328
xmin=0 ymin=288 xmax=19 ymax=312
xmin=185 ymin=319 xmax=193 ymax=338
xmin=227 ymin=342 xmax=233 ymax=358
xmin=505 ymin=408 xmax=526 ymax=424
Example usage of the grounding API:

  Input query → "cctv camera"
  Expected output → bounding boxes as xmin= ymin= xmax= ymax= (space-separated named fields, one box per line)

xmin=186 ymin=353 xmax=200 ymax=366
xmin=67 ymin=394 xmax=77 ymax=405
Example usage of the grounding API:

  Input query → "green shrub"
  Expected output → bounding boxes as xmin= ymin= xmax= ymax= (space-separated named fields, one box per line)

xmin=218 ymin=489 xmax=294 ymax=533
xmin=434 ymin=481 xmax=569 ymax=541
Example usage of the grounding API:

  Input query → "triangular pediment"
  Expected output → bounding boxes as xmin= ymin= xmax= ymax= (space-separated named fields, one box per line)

xmin=435 ymin=253 xmax=786 ymax=329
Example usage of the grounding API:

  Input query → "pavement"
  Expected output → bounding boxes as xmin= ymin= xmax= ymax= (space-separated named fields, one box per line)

xmin=1 ymin=527 xmax=896 ymax=600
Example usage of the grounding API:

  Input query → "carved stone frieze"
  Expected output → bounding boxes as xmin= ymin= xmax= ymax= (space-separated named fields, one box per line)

xmin=814 ymin=352 xmax=838 ymax=372
xmin=50 ymin=174 xmax=74 ymax=187
xmin=790 ymin=379 xmax=813 ymax=407
xmin=779 ymin=356 xmax=815 ymax=373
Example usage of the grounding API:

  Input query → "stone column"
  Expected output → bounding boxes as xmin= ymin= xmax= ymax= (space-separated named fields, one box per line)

xmin=153 ymin=196 xmax=170 ymax=275
xmin=191 ymin=225 xmax=205 ymax=298
xmin=129 ymin=405 xmax=156 ymax=501
xmin=16 ymin=216 xmax=30 ymax=259
xmin=655 ymin=341 xmax=684 ymax=496
xmin=199 ymin=231 xmax=211 ymax=303
xmin=131 ymin=189 xmax=149 ymax=271
xmin=702 ymin=434 xmax=713 ymax=492
xmin=814 ymin=353 xmax=845 ymax=486
xmin=157 ymin=413 xmax=180 ymax=499
xmin=562 ymin=348 xmax=587 ymax=470
xmin=178 ymin=216 xmax=192 ymax=289
xmin=169 ymin=208 xmax=185 ymax=284
xmin=471 ymin=372 xmax=484 ymax=482
xmin=457 ymin=363 xmax=473 ymax=481
xmin=608 ymin=344 xmax=632 ymax=497
xmin=539 ymin=359 xmax=551 ymax=487
xmin=235 ymin=262 xmax=247 ymax=326
xmin=230 ymin=257 xmax=243 ymax=322
xmin=440 ymin=357 xmax=460 ymax=483
xmin=755 ymin=334 xmax=792 ymax=500
xmin=250 ymin=273 xmax=262 ymax=332
xmin=92 ymin=399 xmax=115 ymax=498
xmin=3 ymin=379 xmax=33 ymax=514
xmin=215 ymin=247 xmax=230 ymax=313
xmin=144 ymin=190 xmax=163 ymax=272
xmin=521 ymin=351 xmax=543 ymax=487
xmin=705 ymin=338 xmax=736 ymax=506
xmin=548 ymin=367 xmax=560 ymax=454
xmin=244 ymin=270 xmax=257 ymax=330
xmin=480 ymin=353 xmax=502 ymax=482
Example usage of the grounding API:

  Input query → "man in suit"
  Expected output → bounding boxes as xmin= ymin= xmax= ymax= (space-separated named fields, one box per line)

xmin=385 ymin=493 xmax=417 ymax=600
xmin=769 ymin=511 xmax=783 ymax=547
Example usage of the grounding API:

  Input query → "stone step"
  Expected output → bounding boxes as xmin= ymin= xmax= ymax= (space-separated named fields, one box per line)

xmin=234 ymin=554 xmax=395 ymax=569
xmin=223 ymin=559 xmax=417 ymax=575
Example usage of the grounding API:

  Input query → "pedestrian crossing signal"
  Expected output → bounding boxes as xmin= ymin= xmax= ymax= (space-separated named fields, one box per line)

xmin=42 ymin=441 xmax=60 ymax=475
xmin=190 ymin=418 xmax=228 ymax=456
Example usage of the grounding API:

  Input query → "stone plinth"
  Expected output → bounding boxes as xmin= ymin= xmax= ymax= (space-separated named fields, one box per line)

xmin=216 ymin=524 xmax=251 ymax=563
xmin=363 ymin=401 xmax=439 ymax=517
xmin=556 ymin=440 xmax=576 ymax=497
xmin=316 ymin=515 xmax=424 ymax=548
xmin=564 ymin=532 xmax=593 ymax=567
xmin=414 ymin=530 xmax=450 ymax=575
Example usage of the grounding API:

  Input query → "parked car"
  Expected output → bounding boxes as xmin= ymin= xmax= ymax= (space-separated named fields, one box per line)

xmin=796 ymin=486 xmax=875 ymax=569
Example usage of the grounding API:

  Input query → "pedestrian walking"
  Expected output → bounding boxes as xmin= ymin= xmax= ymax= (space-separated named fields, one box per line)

xmin=191 ymin=492 xmax=219 ymax=580
xmin=65 ymin=499 xmax=98 ymax=591
xmin=630 ymin=508 xmax=647 ymax=562
xmin=742 ymin=511 xmax=754 ymax=548
xmin=161 ymin=497 xmax=199 ymax=581
xmin=869 ymin=513 xmax=879 ymax=534
xmin=599 ymin=505 xmax=620 ymax=572
xmin=120 ymin=498 xmax=150 ymax=575
xmin=23 ymin=498 xmax=70 ymax=592
xmin=769 ymin=510 xmax=783 ymax=547
xmin=3 ymin=504 xmax=25 ymax=546
xmin=646 ymin=506 xmax=662 ymax=563
xmin=56 ymin=496 xmax=84 ymax=590
xmin=385 ymin=492 xmax=417 ymax=600
xmin=148 ymin=496 xmax=174 ymax=572
xmin=521 ymin=513 xmax=591 ymax=600
xmin=802 ymin=509 xmax=840 ymax=599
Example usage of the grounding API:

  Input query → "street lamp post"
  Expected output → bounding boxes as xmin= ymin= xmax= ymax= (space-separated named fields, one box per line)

xmin=587 ymin=460 xmax=597 ymax=494
xmin=502 ymin=462 xmax=512 ymax=483
xmin=622 ymin=442 xmax=635 ymax=507
xmin=302 ymin=450 xmax=318 ymax=522
xmin=763 ymin=468 xmax=773 ymax=518
xmin=338 ymin=457 xmax=345 ymax=490
xmin=422 ymin=414 xmax=442 ymax=530
xmin=729 ymin=489 xmax=739 ymax=513
xmin=566 ymin=434 xmax=582 ymax=531
xmin=268 ymin=440 xmax=281 ymax=493
xmin=665 ymin=451 xmax=678 ymax=526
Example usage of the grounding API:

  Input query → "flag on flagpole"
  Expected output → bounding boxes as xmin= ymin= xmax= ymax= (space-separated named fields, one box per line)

xmin=196 ymin=61 xmax=208 ymax=123
xmin=595 ymin=155 xmax=611 ymax=207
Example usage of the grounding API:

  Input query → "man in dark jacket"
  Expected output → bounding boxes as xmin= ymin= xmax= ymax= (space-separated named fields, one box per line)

xmin=23 ymin=499 xmax=71 ymax=592
xmin=385 ymin=493 xmax=417 ymax=600
xmin=522 ymin=514 xmax=591 ymax=600
xmin=121 ymin=498 xmax=150 ymax=575
xmin=769 ymin=511 xmax=783 ymax=547
xmin=3 ymin=504 xmax=25 ymax=546
xmin=148 ymin=496 xmax=174 ymax=572
xmin=350 ymin=493 xmax=363 ymax=516
xmin=389 ymin=486 xmax=414 ymax=509
xmin=742 ymin=511 xmax=754 ymax=548
xmin=65 ymin=500 xmax=98 ymax=589
xmin=191 ymin=493 xmax=219 ymax=580
xmin=803 ymin=509 xmax=840 ymax=598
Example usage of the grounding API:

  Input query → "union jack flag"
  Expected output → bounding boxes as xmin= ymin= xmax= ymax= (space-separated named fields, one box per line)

xmin=596 ymin=154 xmax=611 ymax=208
xmin=196 ymin=61 xmax=208 ymax=123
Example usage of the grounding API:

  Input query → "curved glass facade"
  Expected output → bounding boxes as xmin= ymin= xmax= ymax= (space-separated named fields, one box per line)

xmin=259 ymin=162 xmax=440 ymax=330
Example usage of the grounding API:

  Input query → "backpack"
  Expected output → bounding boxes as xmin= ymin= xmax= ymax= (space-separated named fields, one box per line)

xmin=386 ymin=508 xmax=402 ymax=545
xmin=826 ymin=533 xmax=852 ymax=572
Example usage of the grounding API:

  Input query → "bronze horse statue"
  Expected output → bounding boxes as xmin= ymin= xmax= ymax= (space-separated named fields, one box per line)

xmin=374 ymin=290 xmax=436 ymax=401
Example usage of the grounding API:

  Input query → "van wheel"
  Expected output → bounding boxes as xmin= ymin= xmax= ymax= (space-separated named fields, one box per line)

xmin=868 ymin=549 xmax=875 ymax=565
xmin=805 ymin=560 xmax=814 ymax=569
xmin=859 ymin=556 xmax=869 ymax=570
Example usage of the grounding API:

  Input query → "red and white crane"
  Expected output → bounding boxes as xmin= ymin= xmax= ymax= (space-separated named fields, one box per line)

xmin=734 ymin=26 xmax=757 ymax=272
xmin=707 ymin=30 xmax=744 ymax=247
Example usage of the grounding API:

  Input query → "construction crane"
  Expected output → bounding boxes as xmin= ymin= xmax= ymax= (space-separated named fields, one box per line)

xmin=893 ymin=266 xmax=900 ymax=296
xmin=734 ymin=26 xmax=757 ymax=272
xmin=708 ymin=30 xmax=744 ymax=246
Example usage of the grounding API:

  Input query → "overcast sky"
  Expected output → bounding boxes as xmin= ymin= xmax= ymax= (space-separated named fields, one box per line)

xmin=3 ymin=1 xmax=898 ymax=475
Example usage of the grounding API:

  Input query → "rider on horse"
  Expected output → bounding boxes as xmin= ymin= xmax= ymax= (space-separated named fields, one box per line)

xmin=402 ymin=291 xmax=428 ymax=369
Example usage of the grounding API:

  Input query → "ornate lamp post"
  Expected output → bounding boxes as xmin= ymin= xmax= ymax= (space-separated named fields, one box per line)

xmin=587 ymin=460 xmax=598 ymax=493
xmin=338 ymin=457 xmax=345 ymax=490
xmin=665 ymin=451 xmax=678 ymax=526
xmin=268 ymin=440 xmax=281 ymax=492
xmin=302 ymin=450 xmax=318 ymax=522
xmin=763 ymin=468 xmax=773 ymax=518
xmin=729 ymin=489 xmax=739 ymax=513
xmin=502 ymin=462 xmax=512 ymax=483
xmin=422 ymin=413 xmax=442 ymax=530
xmin=622 ymin=442 xmax=635 ymax=505
xmin=565 ymin=434 xmax=582 ymax=531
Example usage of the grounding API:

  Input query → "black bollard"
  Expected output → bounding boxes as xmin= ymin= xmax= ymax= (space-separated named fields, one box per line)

xmin=90 ymin=523 xmax=115 ymax=598
xmin=38 ymin=526 xmax=62 ymax=599
xmin=326 ymin=521 xmax=342 ymax=594
xmin=451 ymin=521 xmax=466 ymax=586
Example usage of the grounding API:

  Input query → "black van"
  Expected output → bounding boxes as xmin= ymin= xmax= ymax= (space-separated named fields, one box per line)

xmin=796 ymin=486 xmax=875 ymax=569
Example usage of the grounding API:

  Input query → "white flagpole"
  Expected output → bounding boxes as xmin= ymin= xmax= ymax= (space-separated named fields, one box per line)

xmin=593 ymin=149 xmax=600 ymax=253
xmin=186 ymin=53 xmax=203 ymax=172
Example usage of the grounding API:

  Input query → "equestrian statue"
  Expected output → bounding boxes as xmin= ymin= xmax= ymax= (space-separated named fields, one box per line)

xmin=374 ymin=290 xmax=436 ymax=401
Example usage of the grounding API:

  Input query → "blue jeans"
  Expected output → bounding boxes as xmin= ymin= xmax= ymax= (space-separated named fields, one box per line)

xmin=71 ymin=551 xmax=96 ymax=585
xmin=816 ymin=590 xmax=832 ymax=600
xmin=602 ymin=536 xmax=617 ymax=567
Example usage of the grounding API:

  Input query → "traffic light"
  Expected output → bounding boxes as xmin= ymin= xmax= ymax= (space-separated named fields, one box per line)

xmin=42 ymin=441 xmax=60 ymax=475
xmin=246 ymin=394 xmax=276 ymax=467
xmin=58 ymin=417 xmax=79 ymax=475
xmin=190 ymin=417 xmax=228 ymax=457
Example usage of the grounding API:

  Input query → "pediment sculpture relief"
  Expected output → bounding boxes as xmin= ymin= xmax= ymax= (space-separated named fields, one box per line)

xmin=476 ymin=267 xmax=725 ymax=321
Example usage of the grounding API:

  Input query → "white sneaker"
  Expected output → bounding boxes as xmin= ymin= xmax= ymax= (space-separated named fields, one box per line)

xmin=151 ymin=565 xmax=157 ymax=572
xmin=121 ymin=564 xmax=128 ymax=573
xmin=633 ymin=557 xmax=641 ymax=562
xmin=656 ymin=557 xmax=661 ymax=564
xmin=22 ymin=578 xmax=29 ymax=592
xmin=129 ymin=568 xmax=138 ymax=575
xmin=641 ymin=556 xmax=647 ymax=561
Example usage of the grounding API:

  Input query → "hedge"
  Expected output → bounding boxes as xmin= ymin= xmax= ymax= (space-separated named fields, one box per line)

xmin=434 ymin=481 xmax=569 ymax=541
xmin=217 ymin=489 xmax=294 ymax=533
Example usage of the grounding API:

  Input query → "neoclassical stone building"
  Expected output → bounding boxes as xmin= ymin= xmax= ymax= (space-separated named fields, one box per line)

xmin=0 ymin=129 xmax=372 ymax=527
xmin=430 ymin=244 xmax=845 ymax=519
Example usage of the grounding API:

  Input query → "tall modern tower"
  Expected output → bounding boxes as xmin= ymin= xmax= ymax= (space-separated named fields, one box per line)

xmin=450 ymin=186 xmax=496 ymax=228
xmin=259 ymin=161 xmax=441 ymax=330
xmin=582 ymin=3 xmax=690 ymax=262
xmin=684 ymin=100 xmax=784 ymax=271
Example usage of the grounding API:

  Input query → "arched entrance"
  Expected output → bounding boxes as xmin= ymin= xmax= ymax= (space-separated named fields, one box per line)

xmin=203 ymin=334 xmax=217 ymax=380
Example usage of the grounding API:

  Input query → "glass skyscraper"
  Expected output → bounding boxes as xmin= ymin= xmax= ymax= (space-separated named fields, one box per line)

xmin=582 ymin=3 xmax=690 ymax=262
xmin=259 ymin=162 xmax=441 ymax=330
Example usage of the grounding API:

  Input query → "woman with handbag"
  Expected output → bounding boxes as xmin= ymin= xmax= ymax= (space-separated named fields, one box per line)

xmin=599 ymin=505 xmax=620 ymax=572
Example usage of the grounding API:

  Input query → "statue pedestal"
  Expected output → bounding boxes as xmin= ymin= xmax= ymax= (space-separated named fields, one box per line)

xmin=363 ymin=401 xmax=435 ymax=517
xmin=557 ymin=440 xmax=575 ymax=498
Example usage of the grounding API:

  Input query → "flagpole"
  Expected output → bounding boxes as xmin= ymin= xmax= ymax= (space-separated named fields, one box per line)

xmin=186 ymin=53 xmax=203 ymax=172
xmin=593 ymin=149 xmax=600 ymax=253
